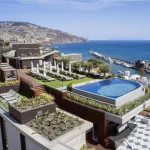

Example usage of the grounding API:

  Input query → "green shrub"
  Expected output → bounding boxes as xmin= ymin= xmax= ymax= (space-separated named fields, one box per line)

xmin=80 ymin=144 xmax=95 ymax=150
xmin=145 ymin=86 xmax=150 ymax=93
xmin=65 ymin=90 xmax=150 ymax=116
xmin=0 ymin=80 xmax=19 ymax=87
xmin=14 ymin=93 xmax=54 ymax=110
xmin=67 ymin=82 xmax=73 ymax=91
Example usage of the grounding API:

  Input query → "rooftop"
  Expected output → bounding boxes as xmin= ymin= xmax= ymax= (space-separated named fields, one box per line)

xmin=117 ymin=115 xmax=150 ymax=150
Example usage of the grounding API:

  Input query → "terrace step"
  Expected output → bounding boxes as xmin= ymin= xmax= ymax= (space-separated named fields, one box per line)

xmin=33 ymin=85 xmax=46 ymax=96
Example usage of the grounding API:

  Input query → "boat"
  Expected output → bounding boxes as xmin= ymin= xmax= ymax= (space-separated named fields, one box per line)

xmin=107 ymin=57 xmax=113 ymax=63
xmin=89 ymin=50 xmax=104 ymax=58
xmin=122 ymin=62 xmax=132 ymax=68
xmin=114 ymin=60 xmax=122 ymax=65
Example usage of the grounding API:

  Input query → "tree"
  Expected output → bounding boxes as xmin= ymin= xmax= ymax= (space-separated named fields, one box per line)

xmin=138 ymin=69 xmax=145 ymax=78
xmin=83 ymin=62 xmax=93 ymax=72
xmin=87 ymin=58 xmax=104 ymax=68
xmin=99 ymin=64 xmax=111 ymax=77
xmin=62 ymin=57 xmax=70 ymax=67
xmin=72 ymin=62 xmax=81 ymax=70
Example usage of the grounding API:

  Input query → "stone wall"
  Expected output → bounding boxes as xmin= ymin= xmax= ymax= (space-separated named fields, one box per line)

xmin=61 ymin=53 xmax=82 ymax=62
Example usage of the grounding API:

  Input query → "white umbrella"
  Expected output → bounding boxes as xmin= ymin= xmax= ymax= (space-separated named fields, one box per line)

xmin=57 ymin=64 xmax=60 ymax=75
xmin=69 ymin=63 xmax=72 ymax=74
xmin=36 ymin=63 xmax=39 ymax=74
xmin=61 ymin=61 xmax=64 ymax=72
xmin=31 ymin=62 xmax=33 ymax=71
xmin=54 ymin=60 xmax=57 ymax=70
xmin=43 ymin=61 xmax=46 ymax=77
xmin=49 ymin=62 xmax=52 ymax=73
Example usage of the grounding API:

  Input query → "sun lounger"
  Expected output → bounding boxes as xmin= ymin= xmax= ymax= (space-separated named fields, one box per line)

xmin=0 ymin=89 xmax=13 ymax=97
xmin=1 ymin=91 xmax=16 ymax=99
xmin=5 ymin=93 xmax=19 ymax=101
xmin=8 ymin=95 xmax=23 ymax=104
xmin=45 ymin=76 xmax=55 ymax=81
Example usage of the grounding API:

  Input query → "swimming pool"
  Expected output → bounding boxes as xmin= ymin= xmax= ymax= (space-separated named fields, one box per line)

xmin=74 ymin=78 xmax=141 ymax=99
xmin=72 ymin=78 xmax=145 ymax=107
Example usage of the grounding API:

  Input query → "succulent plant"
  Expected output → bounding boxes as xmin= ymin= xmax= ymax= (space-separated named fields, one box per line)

xmin=26 ymin=110 xmax=83 ymax=141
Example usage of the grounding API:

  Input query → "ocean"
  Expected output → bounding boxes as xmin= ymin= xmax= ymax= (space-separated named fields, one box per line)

xmin=50 ymin=40 xmax=150 ymax=76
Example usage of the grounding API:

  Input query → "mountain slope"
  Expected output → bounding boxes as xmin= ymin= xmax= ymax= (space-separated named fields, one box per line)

xmin=0 ymin=21 xmax=88 ymax=44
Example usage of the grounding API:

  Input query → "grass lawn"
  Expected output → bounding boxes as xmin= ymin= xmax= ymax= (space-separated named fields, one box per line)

xmin=33 ymin=77 xmax=95 ymax=88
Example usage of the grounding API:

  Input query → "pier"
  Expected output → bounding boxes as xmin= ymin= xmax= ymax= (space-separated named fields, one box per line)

xmin=89 ymin=50 xmax=150 ymax=74
xmin=89 ymin=50 xmax=135 ymax=68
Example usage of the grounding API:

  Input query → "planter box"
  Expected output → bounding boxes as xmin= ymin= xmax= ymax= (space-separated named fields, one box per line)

xmin=0 ymin=84 xmax=20 ymax=94
xmin=9 ymin=102 xmax=56 ymax=124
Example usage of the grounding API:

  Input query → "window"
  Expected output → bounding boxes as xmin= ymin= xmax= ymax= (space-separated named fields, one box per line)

xmin=92 ymin=124 xmax=99 ymax=142
xmin=20 ymin=134 xmax=26 ymax=150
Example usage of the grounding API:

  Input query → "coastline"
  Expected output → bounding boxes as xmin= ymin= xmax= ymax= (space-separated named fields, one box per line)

xmin=48 ymin=40 xmax=150 ymax=76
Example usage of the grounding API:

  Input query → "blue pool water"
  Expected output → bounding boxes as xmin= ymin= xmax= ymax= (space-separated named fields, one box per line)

xmin=75 ymin=78 xmax=141 ymax=99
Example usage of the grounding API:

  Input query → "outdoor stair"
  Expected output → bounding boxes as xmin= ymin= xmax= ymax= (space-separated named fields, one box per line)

xmin=33 ymin=85 xmax=46 ymax=96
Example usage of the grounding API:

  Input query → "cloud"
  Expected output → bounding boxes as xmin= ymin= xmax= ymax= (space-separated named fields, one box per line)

xmin=16 ymin=0 xmax=118 ymax=9
xmin=16 ymin=0 xmax=149 ymax=9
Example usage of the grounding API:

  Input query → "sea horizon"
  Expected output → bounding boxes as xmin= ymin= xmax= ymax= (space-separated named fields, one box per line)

xmin=50 ymin=40 xmax=150 ymax=76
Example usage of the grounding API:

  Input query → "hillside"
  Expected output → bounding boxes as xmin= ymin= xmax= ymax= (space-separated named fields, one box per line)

xmin=0 ymin=21 xmax=88 ymax=44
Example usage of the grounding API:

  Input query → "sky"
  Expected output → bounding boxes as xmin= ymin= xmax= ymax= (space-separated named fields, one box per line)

xmin=0 ymin=0 xmax=150 ymax=40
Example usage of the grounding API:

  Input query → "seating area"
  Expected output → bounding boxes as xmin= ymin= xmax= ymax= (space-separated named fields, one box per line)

xmin=60 ymin=70 xmax=85 ymax=79
xmin=29 ymin=69 xmax=55 ymax=82
xmin=29 ymin=61 xmax=85 ymax=82
xmin=0 ymin=89 xmax=23 ymax=104
xmin=46 ymin=69 xmax=73 ymax=81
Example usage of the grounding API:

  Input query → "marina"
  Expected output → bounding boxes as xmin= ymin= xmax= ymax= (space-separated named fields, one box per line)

xmin=89 ymin=50 xmax=150 ymax=74
xmin=89 ymin=50 xmax=134 ymax=68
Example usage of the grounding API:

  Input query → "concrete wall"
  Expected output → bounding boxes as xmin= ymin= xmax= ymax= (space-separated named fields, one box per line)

xmin=5 ymin=120 xmax=22 ymax=150
xmin=21 ymin=59 xmax=43 ymax=69
xmin=66 ymin=133 xmax=86 ymax=150
xmin=25 ymin=137 xmax=44 ymax=150
xmin=61 ymin=53 xmax=82 ymax=62
xmin=0 ymin=123 xmax=3 ymax=150
xmin=0 ymin=107 xmax=92 ymax=150
xmin=72 ymin=87 xmax=116 ymax=105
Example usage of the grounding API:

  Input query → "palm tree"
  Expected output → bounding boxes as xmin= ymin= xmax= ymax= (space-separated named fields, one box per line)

xmin=99 ymin=64 xmax=111 ymax=78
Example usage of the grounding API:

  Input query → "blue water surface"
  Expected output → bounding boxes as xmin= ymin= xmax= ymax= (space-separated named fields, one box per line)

xmin=75 ymin=78 xmax=141 ymax=99
xmin=49 ymin=40 xmax=150 ymax=76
